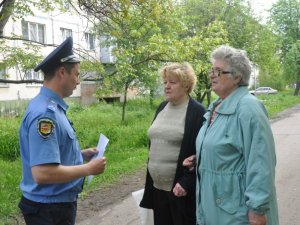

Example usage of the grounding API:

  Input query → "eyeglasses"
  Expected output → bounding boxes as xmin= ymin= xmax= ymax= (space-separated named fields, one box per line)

xmin=208 ymin=68 xmax=233 ymax=77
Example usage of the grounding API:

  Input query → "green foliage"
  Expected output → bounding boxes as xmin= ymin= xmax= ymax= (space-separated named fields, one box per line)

xmin=283 ymin=41 xmax=300 ymax=83
xmin=11 ymin=0 xmax=72 ymax=20
xmin=80 ymin=60 xmax=104 ymax=80
xmin=88 ymin=0 xmax=183 ymax=120
xmin=257 ymin=67 xmax=285 ymax=91
xmin=269 ymin=0 xmax=300 ymax=57
xmin=269 ymin=0 xmax=300 ymax=92
xmin=0 ymin=40 xmax=43 ymax=79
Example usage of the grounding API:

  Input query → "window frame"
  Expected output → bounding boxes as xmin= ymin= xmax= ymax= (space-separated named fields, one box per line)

xmin=60 ymin=28 xmax=73 ymax=41
xmin=24 ymin=70 xmax=43 ymax=86
xmin=0 ymin=67 xmax=9 ymax=87
xmin=85 ymin=32 xmax=95 ymax=50
xmin=22 ymin=20 xmax=45 ymax=43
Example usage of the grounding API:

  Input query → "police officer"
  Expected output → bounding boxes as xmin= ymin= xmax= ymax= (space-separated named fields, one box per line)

xmin=18 ymin=37 xmax=107 ymax=225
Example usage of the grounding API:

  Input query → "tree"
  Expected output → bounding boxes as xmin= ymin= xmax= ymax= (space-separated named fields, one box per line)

xmin=81 ymin=0 xmax=190 ymax=121
xmin=283 ymin=41 xmax=300 ymax=95
xmin=0 ymin=40 xmax=43 ymax=83
xmin=178 ymin=0 xmax=281 ymax=102
xmin=0 ymin=0 xmax=15 ymax=36
xmin=0 ymin=0 xmax=69 ymax=36
xmin=269 ymin=0 xmax=300 ymax=93
xmin=269 ymin=0 xmax=300 ymax=57
xmin=177 ymin=0 xmax=229 ymax=105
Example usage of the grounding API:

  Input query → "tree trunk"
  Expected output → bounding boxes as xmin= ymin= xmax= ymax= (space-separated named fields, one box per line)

xmin=0 ymin=0 xmax=15 ymax=37
xmin=294 ymin=81 xmax=300 ymax=96
xmin=149 ymin=88 xmax=154 ymax=107
xmin=196 ymin=90 xmax=202 ymax=102
xmin=121 ymin=83 xmax=129 ymax=122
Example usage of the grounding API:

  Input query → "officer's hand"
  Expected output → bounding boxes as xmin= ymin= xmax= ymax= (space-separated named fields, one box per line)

xmin=183 ymin=155 xmax=196 ymax=171
xmin=87 ymin=157 xmax=107 ymax=175
xmin=248 ymin=210 xmax=267 ymax=225
xmin=82 ymin=148 xmax=98 ymax=161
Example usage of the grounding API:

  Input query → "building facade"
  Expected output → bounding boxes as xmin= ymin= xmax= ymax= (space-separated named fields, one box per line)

xmin=0 ymin=4 xmax=114 ymax=104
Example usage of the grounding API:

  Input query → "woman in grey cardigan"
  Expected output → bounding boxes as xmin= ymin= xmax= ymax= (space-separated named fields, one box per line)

xmin=140 ymin=62 xmax=206 ymax=225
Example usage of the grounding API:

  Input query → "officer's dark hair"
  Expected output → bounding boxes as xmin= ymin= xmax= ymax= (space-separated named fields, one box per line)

xmin=44 ymin=63 xmax=78 ymax=81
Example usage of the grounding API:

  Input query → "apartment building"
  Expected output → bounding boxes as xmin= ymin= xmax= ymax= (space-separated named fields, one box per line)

xmin=0 ymin=3 xmax=114 ymax=104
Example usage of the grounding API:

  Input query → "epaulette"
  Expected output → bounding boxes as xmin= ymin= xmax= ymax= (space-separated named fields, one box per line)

xmin=46 ymin=100 xmax=58 ymax=113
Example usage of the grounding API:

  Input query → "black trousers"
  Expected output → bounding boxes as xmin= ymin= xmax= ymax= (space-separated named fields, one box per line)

xmin=152 ymin=187 xmax=194 ymax=225
xmin=18 ymin=196 xmax=77 ymax=225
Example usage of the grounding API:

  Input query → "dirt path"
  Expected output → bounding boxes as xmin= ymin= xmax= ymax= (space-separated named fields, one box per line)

xmin=76 ymin=167 xmax=146 ymax=223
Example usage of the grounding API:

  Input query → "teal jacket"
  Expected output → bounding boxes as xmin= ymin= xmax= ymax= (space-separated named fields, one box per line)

xmin=195 ymin=87 xmax=279 ymax=225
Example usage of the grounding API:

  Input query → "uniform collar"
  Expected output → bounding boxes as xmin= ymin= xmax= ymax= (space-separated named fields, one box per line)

xmin=209 ymin=86 xmax=249 ymax=115
xmin=40 ymin=86 xmax=69 ymax=111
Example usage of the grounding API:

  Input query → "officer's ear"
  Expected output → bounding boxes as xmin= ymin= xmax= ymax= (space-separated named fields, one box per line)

xmin=56 ymin=66 xmax=67 ymax=79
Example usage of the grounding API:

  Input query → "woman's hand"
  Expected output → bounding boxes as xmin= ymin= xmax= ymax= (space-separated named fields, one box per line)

xmin=183 ymin=155 xmax=196 ymax=171
xmin=173 ymin=183 xmax=187 ymax=197
xmin=248 ymin=211 xmax=267 ymax=225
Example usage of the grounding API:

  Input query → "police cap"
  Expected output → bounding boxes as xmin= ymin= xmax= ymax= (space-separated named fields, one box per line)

xmin=34 ymin=37 xmax=80 ymax=74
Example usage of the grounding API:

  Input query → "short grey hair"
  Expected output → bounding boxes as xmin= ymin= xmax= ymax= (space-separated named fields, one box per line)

xmin=211 ymin=45 xmax=251 ymax=86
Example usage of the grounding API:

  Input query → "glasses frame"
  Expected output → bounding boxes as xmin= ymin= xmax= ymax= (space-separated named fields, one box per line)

xmin=208 ymin=68 xmax=233 ymax=77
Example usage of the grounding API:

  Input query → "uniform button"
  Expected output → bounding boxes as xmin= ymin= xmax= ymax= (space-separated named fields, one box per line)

xmin=216 ymin=198 xmax=221 ymax=205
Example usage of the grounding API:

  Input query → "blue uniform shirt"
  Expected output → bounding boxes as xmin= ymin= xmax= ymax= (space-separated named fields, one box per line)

xmin=19 ymin=87 xmax=84 ymax=203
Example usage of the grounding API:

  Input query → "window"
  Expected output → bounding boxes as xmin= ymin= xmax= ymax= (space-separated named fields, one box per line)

xmin=0 ymin=67 xmax=8 ymax=87
xmin=22 ymin=20 xmax=45 ymax=43
xmin=63 ymin=2 xmax=70 ymax=9
xmin=85 ymin=33 xmax=95 ymax=50
xmin=61 ymin=28 xmax=72 ymax=41
xmin=24 ymin=70 xmax=43 ymax=82
xmin=100 ymin=35 xmax=115 ymax=63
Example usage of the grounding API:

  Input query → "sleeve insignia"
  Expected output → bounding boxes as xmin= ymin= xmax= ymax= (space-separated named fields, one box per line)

xmin=37 ymin=118 xmax=55 ymax=139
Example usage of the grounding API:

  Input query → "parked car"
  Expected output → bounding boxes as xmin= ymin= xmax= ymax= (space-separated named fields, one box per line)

xmin=249 ymin=87 xmax=278 ymax=95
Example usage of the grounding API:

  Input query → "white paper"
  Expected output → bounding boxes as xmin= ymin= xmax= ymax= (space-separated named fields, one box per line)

xmin=87 ymin=133 xmax=109 ymax=185
xmin=96 ymin=133 xmax=109 ymax=158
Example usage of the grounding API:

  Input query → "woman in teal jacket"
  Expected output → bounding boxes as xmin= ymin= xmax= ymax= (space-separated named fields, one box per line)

xmin=184 ymin=45 xmax=279 ymax=225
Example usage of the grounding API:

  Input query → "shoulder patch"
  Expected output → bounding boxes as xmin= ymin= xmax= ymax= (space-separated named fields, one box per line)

xmin=37 ymin=118 xmax=55 ymax=139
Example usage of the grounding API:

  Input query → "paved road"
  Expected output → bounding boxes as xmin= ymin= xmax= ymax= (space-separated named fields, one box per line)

xmin=78 ymin=105 xmax=300 ymax=225
xmin=272 ymin=105 xmax=300 ymax=225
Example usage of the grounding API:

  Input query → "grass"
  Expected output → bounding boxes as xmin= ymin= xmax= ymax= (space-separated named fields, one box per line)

xmin=257 ymin=89 xmax=300 ymax=118
xmin=0 ymin=159 xmax=22 ymax=225
xmin=0 ymin=91 xmax=300 ymax=224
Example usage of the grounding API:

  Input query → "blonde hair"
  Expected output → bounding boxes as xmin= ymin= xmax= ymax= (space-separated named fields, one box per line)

xmin=159 ymin=62 xmax=197 ymax=93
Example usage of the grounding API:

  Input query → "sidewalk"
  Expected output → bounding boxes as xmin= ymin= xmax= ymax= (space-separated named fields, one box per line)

xmin=77 ymin=193 xmax=141 ymax=225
